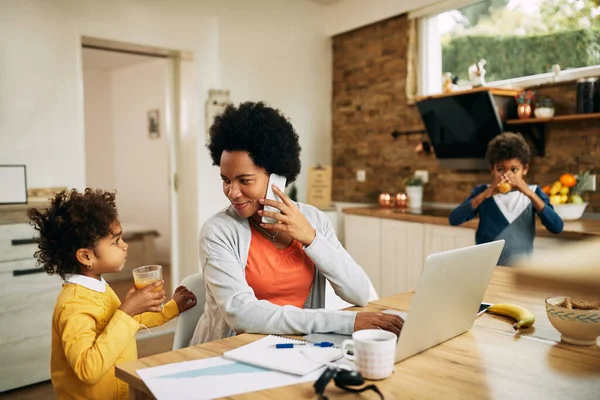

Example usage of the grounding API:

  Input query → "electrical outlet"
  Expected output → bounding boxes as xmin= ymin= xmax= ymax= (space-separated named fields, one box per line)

xmin=356 ymin=170 xmax=366 ymax=182
xmin=583 ymin=174 xmax=596 ymax=191
xmin=414 ymin=170 xmax=429 ymax=184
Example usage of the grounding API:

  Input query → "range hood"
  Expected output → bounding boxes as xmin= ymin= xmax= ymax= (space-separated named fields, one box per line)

xmin=416 ymin=89 xmax=516 ymax=170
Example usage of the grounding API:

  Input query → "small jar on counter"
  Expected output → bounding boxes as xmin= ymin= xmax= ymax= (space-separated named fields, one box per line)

xmin=378 ymin=193 xmax=393 ymax=208
xmin=394 ymin=193 xmax=408 ymax=210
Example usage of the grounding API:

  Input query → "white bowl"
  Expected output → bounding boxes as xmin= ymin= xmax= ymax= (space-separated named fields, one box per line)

xmin=546 ymin=297 xmax=600 ymax=346
xmin=534 ymin=107 xmax=555 ymax=118
xmin=552 ymin=202 xmax=588 ymax=221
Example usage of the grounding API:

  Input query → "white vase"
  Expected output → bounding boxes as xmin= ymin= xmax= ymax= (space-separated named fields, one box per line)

xmin=406 ymin=185 xmax=423 ymax=210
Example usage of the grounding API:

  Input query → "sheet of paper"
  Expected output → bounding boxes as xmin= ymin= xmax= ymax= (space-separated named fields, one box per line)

xmin=137 ymin=356 xmax=324 ymax=400
xmin=223 ymin=335 xmax=342 ymax=376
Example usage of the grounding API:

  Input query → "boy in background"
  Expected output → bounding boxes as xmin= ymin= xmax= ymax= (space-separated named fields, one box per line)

xmin=449 ymin=132 xmax=563 ymax=265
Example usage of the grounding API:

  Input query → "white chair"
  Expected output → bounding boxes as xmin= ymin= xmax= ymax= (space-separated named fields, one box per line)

xmin=172 ymin=272 xmax=205 ymax=350
xmin=324 ymin=279 xmax=379 ymax=310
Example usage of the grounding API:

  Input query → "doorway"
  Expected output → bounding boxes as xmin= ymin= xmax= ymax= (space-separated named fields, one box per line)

xmin=79 ymin=37 xmax=199 ymax=321
xmin=82 ymin=46 xmax=173 ymax=301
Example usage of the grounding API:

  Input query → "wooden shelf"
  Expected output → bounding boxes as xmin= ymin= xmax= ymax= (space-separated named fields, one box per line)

xmin=506 ymin=112 xmax=600 ymax=125
xmin=416 ymin=87 xmax=522 ymax=102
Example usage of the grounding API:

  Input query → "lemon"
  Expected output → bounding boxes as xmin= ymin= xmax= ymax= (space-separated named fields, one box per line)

xmin=549 ymin=195 xmax=561 ymax=205
xmin=549 ymin=181 xmax=562 ymax=195
xmin=560 ymin=194 xmax=568 ymax=204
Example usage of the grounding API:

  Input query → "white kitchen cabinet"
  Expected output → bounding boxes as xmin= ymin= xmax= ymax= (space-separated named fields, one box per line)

xmin=380 ymin=219 xmax=425 ymax=297
xmin=423 ymin=224 xmax=476 ymax=259
xmin=0 ymin=223 xmax=63 ymax=392
xmin=344 ymin=215 xmax=381 ymax=295
xmin=345 ymin=216 xmax=480 ymax=297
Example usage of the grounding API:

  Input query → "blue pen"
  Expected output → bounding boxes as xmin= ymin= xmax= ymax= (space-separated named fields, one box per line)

xmin=274 ymin=342 xmax=334 ymax=349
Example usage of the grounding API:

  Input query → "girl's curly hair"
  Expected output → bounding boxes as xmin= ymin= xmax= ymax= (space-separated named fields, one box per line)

xmin=28 ymin=188 xmax=118 ymax=279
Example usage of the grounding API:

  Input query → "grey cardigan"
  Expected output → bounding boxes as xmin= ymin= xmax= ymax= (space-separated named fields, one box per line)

xmin=190 ymin=202 xmax=371 ymax=345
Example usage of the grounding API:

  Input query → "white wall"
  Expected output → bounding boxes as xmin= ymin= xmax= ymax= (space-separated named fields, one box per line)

xmin=111 ymin=59 xmax=171 ymax=262
xmin=0 ymin=0 xmax=333 ymax=278
xmin=83 ymin=57 xmax=171 ymax=262
xmin=0 ymin=0 xmax=331 ymax=226
xmin=83 ymin=69 xmax=114 ymax=190
xmin=324 ymin=0 xmax=443 ymax=36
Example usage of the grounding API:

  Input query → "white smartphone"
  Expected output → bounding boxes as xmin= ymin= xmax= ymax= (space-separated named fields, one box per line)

xmin=477 ymin=302 xmax=493 ymax=316
xmin=262 ymin=173 xmax=287 ymax=224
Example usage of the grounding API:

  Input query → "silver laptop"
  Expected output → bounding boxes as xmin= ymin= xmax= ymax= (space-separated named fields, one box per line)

xmin=305 ymin=240 xmax=504 ymax=363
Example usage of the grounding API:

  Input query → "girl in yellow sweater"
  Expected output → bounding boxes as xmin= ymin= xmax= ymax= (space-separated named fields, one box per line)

xmin=28 ymin=189 xmax=197 ymax=400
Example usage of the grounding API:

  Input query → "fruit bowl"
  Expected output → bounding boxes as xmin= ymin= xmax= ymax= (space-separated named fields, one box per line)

xmin=552 ymin=202 xmax=588 ymax=221
xmin=546 ymin=297 xmax=600 ymax=346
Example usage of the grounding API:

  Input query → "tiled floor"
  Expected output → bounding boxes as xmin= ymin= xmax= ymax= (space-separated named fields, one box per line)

xmin=1 ymin=264 xmax=177 ymax=400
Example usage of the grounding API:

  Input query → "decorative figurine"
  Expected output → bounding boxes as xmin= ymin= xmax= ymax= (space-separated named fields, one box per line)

xmin=468 ymin=59 xmax=487 ymax=87
xmin=515 ymin=90 xmax=536 ymax=119
xmin=552 ymin=64 xmax=561 ymax=83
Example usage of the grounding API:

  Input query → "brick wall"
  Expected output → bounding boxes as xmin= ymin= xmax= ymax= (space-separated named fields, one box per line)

xmin=332 ymin=14 xmax=600 ymax=212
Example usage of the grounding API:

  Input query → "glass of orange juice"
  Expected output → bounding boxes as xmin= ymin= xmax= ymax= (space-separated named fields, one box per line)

xmin=132 ymin=265 xmax=163 ymax=309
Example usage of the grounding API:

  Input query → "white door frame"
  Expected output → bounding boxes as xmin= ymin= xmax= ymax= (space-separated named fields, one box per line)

xmin=78 ymin=36 xmax=199 ymax=293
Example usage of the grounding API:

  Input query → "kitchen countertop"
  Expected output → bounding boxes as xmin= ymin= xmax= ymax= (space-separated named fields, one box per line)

xmin=0 ymin=202 xmax=49 ymax=225
xmin=343 ymin=207 xmax=600 ymax=239
xmin=0 ymin=203 xmax=159 ymax=240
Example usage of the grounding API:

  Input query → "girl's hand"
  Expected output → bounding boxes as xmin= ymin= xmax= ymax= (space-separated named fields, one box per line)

xmin=258 ymin=184 xmax=317 ymax=246
xmin=119 ymin=281 xmax=165 ymax=317
xmin=173 ymin=285 xmax=197 ymax=313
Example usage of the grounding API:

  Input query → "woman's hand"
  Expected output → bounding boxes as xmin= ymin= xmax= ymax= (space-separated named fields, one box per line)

xmin=118 ymin=281 xmax=165 ymax=317
xmin=173 ymin=285 xmax=197 ymax=313
xmin=258 ymin=184 xmax=317 ymax=246
xmin=354 ymin=312 xmax=404 ymax=336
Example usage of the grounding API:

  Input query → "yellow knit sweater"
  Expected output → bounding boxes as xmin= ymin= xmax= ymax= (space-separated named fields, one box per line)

xmin=51 ymin=282 xmax=179 ymax=400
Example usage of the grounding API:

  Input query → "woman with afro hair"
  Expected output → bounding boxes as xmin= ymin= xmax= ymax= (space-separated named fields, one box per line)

xmin=190 ymin=102 xmax=403 ymax=345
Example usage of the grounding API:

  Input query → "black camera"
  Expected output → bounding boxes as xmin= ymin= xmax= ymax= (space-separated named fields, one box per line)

xmin=313 ymin=366 xmax=384 ymax=400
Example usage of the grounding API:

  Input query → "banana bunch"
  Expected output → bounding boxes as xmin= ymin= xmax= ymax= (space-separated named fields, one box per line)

xmin=487 ymin=303 xmax=535 ymax=330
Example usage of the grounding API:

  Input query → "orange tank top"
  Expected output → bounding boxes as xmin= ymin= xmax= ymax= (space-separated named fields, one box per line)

xmin=245 ymin=225 xmax=315 ymax=308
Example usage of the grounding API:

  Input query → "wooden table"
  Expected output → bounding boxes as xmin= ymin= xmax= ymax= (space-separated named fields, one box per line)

xmin=116 ymin=268 xmax=600 ymax=399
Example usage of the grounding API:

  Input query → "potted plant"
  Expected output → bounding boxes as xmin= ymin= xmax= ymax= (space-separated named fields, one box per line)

xmin=405 ymin=175 xmax=424 ymax=210
xmin=515 ymin=90 xmax=535 ymax=119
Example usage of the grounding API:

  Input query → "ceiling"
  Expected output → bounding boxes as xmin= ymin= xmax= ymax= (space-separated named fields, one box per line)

xmin=82 ymin=48 xmax=160 ymax=71
xmin=305 ymin=0 xmax=344 ymax=5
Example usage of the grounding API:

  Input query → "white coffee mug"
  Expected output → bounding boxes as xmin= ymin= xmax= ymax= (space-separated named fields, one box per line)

xmin=341 ymin=329 xmax=396 ymax=380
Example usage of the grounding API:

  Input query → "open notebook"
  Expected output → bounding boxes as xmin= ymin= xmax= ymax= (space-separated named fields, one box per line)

xmin=223 ymin=335 xmax=342 ymax=376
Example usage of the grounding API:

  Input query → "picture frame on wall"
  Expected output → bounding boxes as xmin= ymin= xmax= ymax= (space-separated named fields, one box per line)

xmin=148 ymin=109 xmax=160 ymax=139
xmin=205 ymin=89 xmax=230 ymax=142
xmin=0 ymin=165 xmax=28 ymax=205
